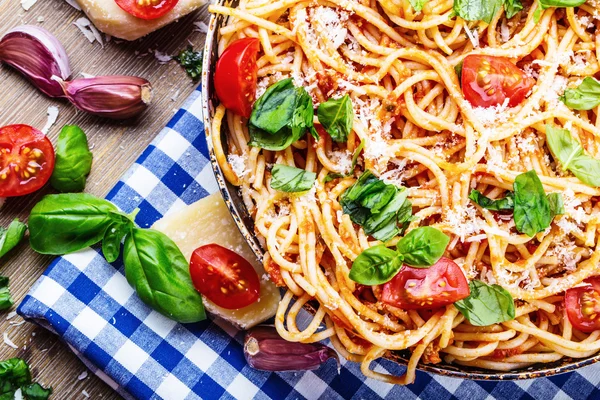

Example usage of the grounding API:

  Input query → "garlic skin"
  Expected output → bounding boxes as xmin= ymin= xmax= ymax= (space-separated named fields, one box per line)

xmin=244 ymin=326 xmax=340 ymax=372
xmin=60 ymin=76 xmax=153 ymax=120
xmin=0 ymin=25 xmax=71 ymax=98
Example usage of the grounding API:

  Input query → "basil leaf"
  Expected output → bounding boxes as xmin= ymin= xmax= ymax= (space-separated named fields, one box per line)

xmin=349 ymin=245 xmax=404 ymax=285
xmin=29 ymin=194 xmax=125 ymax=255
xmin=102 ymin=216 xmax=133 ymax=263
xmin=0 ymin=219 xmax=27 ymax=259
xmin=396 ymin=227 xmax=449 ymax=267
xmin=546 ymin=124 xmax=600 ymax=187
xmin=503 ymin=0 xmax=523 ymax=18
xmin=20 ymin=383 xmax=52 ymax=400
xmin=455 ymin=61 xmax=463 ymax=82
xmin=0 ymin=277 xmax=13 ymax=311
xmin=248 ymin=125 xmax=299 ymax=151
xmin=0 ymin=358 xmax=31 ymax=396
xmin=317 ymin=95 xmax=353 ymax=143
xmin=324 ymin=173 xmax=346 ymax=183
xmin=123 ymin=228 xmax=206 ymax=323
xmin=352 ymin=140 xmax=364 ymax=169
xmin=533 ymin=5 xmax=542 ymax=22
xmin=340 ymin=170 xmax=413 ymax=242
xmin=293 ymin=87 xmax=318 ymax=141
xmin=50 ymin=125 xmax=93 ymax=193
xmin=454 ymin=280 xmax=515 ymax=326
xmin=560 ymin=77 xmax=600 ymax=111
xmin=453 ymin=0 xmax=502 ymax=23
xmin=175 ymin=46 xmax=203 ymax=81
xmin=409 ymin=0 xmax=428 ymax=11
xmin=270 ymin=165 xmax=316 ymax=193
xmin=469 ymin=190 xmax=515 ymax=211
xmin=513 ymin=170 xmax=552 ymax=237
xmin=547 ymin=192 xmax=565 ymax=216
xmin=539 ymin=0 xmax=585 ymax=7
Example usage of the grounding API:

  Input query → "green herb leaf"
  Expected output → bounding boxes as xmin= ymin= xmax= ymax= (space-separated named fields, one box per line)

xmin=533 ymin=5 xmax=542 ymax=22
xmin=102 ymin=216 xmax=133 ymax=263
xmin=0 ymin=219 xmax=27 ymax=259
xmin=324 ymin=173 xmax=346 ymax=183
xmin=396 ymin=227 xmax=449 ymax=267
xmin=349 ymin=245 xmax=404 ymax=285
xmin=0 ymin=358 xmax=31 ymax=396
xmin=175 ymin=46 xmax=203 ymax=81
xmin=340 ymin=170 xmax=413 ymax=242
xmin=454 ymin=280 xmax=515 ymax=326
xmin=547 ymin=192 xmax=565 ymax=216
xmin=503 ymin=0 xmax=523 ymax=18
xmin=0 ymin=277 xmax=13 ymax=311
xmin=20 ymin=383 xmax=52 ymax=400
xmin=409 ymin=0 xmax=428 ymax=11
xmin=546 ymin=124 xmax=600 ymax=187
xmin=513 ymin=170 xmax=552 ymax=237
xmin=123 ymin=228 xmax=206 ymax=323
xmin=469 ymin=190 xmax=515 ymax=211
xmin=270 ymin=165 xmax=316 ymax=193
xmin=28 ymin=194 xmax=126 ymax=255
xmin=50 ymin=125 xmax=93 ymax=193
xmin=455 ymin=61 xmax=463 ymax=82
xmin=249 ymin=79 xmax=316 ymax=150
xmin=539 ymin=0 xmax=585 ymax=8
xmin=453 ymin=0 xmax=502 ymax=23
xmin=317 ymin=95 xmax=353 ymax=143
xmin=560 ymin=77 xmax=600 ymax=111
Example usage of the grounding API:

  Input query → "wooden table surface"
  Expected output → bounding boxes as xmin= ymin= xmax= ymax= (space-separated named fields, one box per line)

xmin=0 ymin=1 xmax=209 ymax=398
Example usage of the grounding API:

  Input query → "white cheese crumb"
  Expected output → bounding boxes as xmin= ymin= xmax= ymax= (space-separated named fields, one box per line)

xmin=328 ymin=150 xmax=353 ymax=174
xmin=80 ymin=72 xmax=95 ymax=79
xmin=41 ymin=106 xmax=59 ymax=135
xmin=77 ymin=371 xmax=88 ymax=381
xmin=3 ymin=332 xmax=18 ymax=349
xmin=463 ymin=24 xmax=480 ymax=48
xmin=154 ymin=50 xmax=172 ymax=64
xmin=228 ymin=154 xmax=249 ymax=179
xmin=310 ymin=7 xmax=348 ymax=50
xmin=64 ymin=0 xmax=82 ymax=10
xmin=193 ymin=21 xmax=209 ymax=33
xmin=37 ymin=16 xmax=45 ymax=23
xmin=82 ymin=390 xmax=90 ymax=398
xmin=21 ymin=0 xmax=37 ymax=11
xmin=6 ymin=311 xmax=17 ymax=320
xmin=73 ymin=18 xmax=103 ymax=47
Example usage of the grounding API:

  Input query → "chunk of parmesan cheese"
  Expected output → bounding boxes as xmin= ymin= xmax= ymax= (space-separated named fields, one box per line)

xmin=152 ymin=192 xmax=280 ymax=330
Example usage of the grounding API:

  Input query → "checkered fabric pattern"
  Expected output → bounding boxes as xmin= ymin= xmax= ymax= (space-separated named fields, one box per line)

xmin=16 ymin=87 xmax=600 ymax=400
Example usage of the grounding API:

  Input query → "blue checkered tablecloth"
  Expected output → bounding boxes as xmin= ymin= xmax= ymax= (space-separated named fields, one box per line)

xmin=16 ymin=87 xmax=600 ymax=399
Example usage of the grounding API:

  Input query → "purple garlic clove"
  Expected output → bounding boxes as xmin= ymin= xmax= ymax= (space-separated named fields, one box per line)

xmin=0 ymin=25 xmax=71 ymax=98
xmin=244 ymin=326 xmax=340 ymax=372
xmin=59 ymin=76 xmax=153 ymax=120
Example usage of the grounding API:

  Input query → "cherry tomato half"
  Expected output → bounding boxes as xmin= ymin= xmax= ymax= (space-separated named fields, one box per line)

xmin=189 ymin=243 xmax=260 ymax=309
xmin=214 ymin=38 xmax=260 ymax=118
xmin=381 ymin=257 xmax=470 ymax=310
xmin=115 ymin=0 xmax=179 ymax=20
xmin=461 ymin=55 xmax=535 ymax=108
xmin=0 ymin=124 xmax=55 ymax=197
xmin=565 ymin=277 xmax=600 ymax=333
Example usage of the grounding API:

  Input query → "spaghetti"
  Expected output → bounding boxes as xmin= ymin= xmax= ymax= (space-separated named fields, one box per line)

xmin=209 ymin=0 xmax=600 ymax=384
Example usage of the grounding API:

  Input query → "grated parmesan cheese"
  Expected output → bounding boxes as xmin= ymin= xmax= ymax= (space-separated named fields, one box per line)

xmin=21 ymin=0 xmax=37 ymax=11
xmin=310 ymin=7 xmax=349 ymax=50
xmin=228 ymin=154 xmax=249 ymax=179
xmin=73 ymin=17 xmax=103 ymax=47
xmin=3 ymin=332 xmax=17 ymax=349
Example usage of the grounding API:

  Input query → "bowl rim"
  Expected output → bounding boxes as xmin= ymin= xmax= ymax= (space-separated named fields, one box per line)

xmin=199 ymin=4 xmax=600 ymax=381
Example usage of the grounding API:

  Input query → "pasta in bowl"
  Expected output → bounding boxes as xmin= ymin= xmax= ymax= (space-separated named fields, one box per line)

xmin=202 ymin=0 xmax=600 ymax=384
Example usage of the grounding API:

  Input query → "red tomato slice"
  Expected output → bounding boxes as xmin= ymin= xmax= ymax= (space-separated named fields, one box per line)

xmin=0 ymin=124 xmax=55 ymax=197
xmin=114 ymin=0 xmax=178 ymax=20
xmin=381 ymin=257 xmax=470 ymax=310
xmin=461 ymin=55 xmax=535 ymax=108
xmin=189 ymin=243 xmax=260 ymax=309
xmin=565 ymin=277 xmax=600 ymax=333
xmin=214 ymin=38 xmax=260 ymax=118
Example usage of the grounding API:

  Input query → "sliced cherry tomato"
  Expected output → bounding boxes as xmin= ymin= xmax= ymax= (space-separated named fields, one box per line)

xmin=115 ymin=0 xmax=178 ymax=20
xmin=189 ymin=243 xmax=260 ymax=309
xmin=214 ymin=38 xmax=260 ymax=118
xmin=381 ymin=257 xmax=470 ymax=310
xmin=565 ymin=277 xmax=600 ymax=333
xmin=461 ymin=55 xmax=535 ymax=108
xmin=0 ymin=124 xmax=55 ymax=197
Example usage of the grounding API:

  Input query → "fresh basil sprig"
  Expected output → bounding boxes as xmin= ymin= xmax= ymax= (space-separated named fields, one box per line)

xmin=514 ymin=170 xmax=554 ymax=237
xmin=270 ymin=165 xmax=316 ymax=193
xmin=50 ymin=125 xmax=93 ymax=193
xmin=0 ymin=219 xmax=27 ymax=259
xmin=453 ymin=0 xmax=502 ymax=23
xmin=454 ymin=280 xmax=515 ymax=326
xmin=546 ymin=124 xmax=600 ymax=187
xmin=124 ymin=228 xmax=206 ymax=323
xmin=349 ymin=226 xmax=449 ymax=284
xmin=340 ymin=170 xmax=413 ymax=242
xmin=409 ymin=0 xmax=428 ymax=11
xmin=28 ymin=193 xmax=206 ymax=323
xmin=0 ymin=276 xmax=14 ymax=311
xmin=317 ymin=95 xmax=353 ymax=143
xmin=0 ymin=358 xmax=52 ymax=400
xmin=469 ymin=190 xmax=515 ymax=211
xmin=560 ymin=77 xmax=600 ymax=111
xmin=249 ymin=79 xmax=318 ymax=151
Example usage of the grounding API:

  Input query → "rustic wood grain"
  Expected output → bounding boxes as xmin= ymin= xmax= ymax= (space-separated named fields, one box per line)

xmin=0 ymin=0 xmax=210 ymax=398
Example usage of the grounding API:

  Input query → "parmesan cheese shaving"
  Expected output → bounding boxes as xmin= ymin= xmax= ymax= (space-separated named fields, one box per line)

xmin=21 ymin=0 xmax=37 ymax=11
xmin=41 ymin=106 xmax=59 ymax=135
xmin=3 ymin=332 xmax=17 ymax=349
